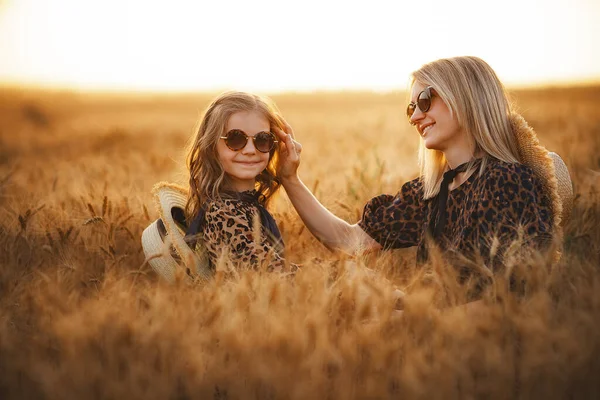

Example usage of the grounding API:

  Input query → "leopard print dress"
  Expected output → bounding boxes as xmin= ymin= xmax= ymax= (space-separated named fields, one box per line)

xmin=187 ymin=190 xmax=294 ymax=274
xmin=358 ymin=158 xmax=553 ymax=294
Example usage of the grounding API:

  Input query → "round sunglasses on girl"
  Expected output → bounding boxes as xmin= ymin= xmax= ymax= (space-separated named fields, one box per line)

xmin=406 ymin=86 xmax=434 ymax=122
xmin=220 ymin=129 xmax=278 ymax=153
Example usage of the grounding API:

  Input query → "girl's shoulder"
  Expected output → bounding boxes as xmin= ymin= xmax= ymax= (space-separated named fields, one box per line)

xmin=202 ymin=190 xmax=262 ymax=224
xmin=204 ymin=195 xmax=255 ymax=216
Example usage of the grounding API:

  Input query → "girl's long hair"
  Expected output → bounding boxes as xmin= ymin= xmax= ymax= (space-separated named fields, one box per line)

xmin=184 ymin=91 xmax=285 ymax=223
xmin=410 ymin=56 xmax=521 ymax=199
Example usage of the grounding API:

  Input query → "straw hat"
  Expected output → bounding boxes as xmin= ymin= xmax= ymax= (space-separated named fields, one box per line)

xmin=141 ymin=182 xmax=212 ymax=283
xmin=509 ymin=113 xmax=573 ymax=232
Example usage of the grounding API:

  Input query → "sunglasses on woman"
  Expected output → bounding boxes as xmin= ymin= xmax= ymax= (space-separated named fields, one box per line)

xmin=406 ymin=86 xmax=434 ymax=122
xmin=220 ymin=129 xmax=278 ymax=153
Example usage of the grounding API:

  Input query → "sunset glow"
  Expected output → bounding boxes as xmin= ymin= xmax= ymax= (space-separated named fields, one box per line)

xmin=1 ymin=0 xmax=599 ymax=92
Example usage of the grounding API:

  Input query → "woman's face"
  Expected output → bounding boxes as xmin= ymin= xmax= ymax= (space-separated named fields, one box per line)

xmin=217 ymin=110 xmax=271 ymax=192
xmin=409 ymin=82 xmax=465 ymax=153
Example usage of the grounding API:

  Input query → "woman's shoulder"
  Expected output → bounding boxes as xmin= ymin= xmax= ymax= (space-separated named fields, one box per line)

xmin=481 ymin=158 xmax=547 ymax=205
xmin=402 ymin=176 xmax=424 ymax=192
xmin=364 ymin=176 xmax=424 ymax=210
xmin=398 ymin=176 xmax=424 ymax=204
xmin=483 ymin=158 xmax=539 ymax=186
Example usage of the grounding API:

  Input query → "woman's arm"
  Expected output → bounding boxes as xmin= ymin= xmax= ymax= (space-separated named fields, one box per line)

xmin=282 ymin=174 xmax=380 ymax=254
xmin=273 ymin=123 xmax=380 ymax=255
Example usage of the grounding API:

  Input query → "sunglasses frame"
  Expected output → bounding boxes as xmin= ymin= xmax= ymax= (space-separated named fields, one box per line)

xmin=220 ymin=129 xmax=278 ymax=153
xmin=406 ymin=86 xmax=434 ymax=123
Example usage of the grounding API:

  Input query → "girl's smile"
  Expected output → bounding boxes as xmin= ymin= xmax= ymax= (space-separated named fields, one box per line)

xmin=217 ymin=110 xmax=271 ymax=192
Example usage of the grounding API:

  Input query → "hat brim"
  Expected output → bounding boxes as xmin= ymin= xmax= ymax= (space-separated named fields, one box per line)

xmin=141 ymin=219 xmax=180 ymax=283
xmin=549 ymin=151 xmax=573 ymax=226
xmin=510 ymin=113 xmax=573 ymax=231
xmin=141 ymin=182 xmax=212 ymax=282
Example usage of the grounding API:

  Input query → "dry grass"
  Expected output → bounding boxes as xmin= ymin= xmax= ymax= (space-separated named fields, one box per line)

xmin=0 ymin=86 xmax=599 ymax=399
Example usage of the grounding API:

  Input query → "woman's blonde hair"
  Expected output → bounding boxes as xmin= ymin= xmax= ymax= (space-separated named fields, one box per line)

xmin=410 ymin=56 xmax=521 ymax=199
xmin=185 ymin=91 xmax=285 ymax=223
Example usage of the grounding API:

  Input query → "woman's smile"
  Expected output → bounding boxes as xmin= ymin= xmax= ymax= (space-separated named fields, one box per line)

xmin=419 ymin=122 xmax=435 ymax=136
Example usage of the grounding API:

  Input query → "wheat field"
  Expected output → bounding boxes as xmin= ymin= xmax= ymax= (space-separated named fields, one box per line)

xmin=1 ymin=86 xmax=599 ymax=399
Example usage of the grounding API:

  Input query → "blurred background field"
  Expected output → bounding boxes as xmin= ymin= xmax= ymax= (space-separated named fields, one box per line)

xmin=1 ymin=86 xmax=599 ymax=399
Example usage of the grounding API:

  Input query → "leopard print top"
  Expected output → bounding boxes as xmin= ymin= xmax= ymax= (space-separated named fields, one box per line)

xmin=358 ymin=158 xmax=553 ymax=266
xmin=189 ymin=191 xmax=294 ymax=274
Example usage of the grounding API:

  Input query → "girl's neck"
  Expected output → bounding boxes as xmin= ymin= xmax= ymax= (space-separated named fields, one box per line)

xmin=226 ymin=179 xmax=256 ymax=193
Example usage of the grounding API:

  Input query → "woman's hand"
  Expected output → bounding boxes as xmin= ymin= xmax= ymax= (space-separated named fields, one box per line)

xmin=273 ymin=118 xmax=302 ymax=182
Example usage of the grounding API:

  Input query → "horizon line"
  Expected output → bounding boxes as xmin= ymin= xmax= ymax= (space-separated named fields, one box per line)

xmin=2 ymin=78 xmax=600 ymax=97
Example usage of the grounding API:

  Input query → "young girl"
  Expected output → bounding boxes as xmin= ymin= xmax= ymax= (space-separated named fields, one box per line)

xmin=182 ymin=91 xmax=294 ymax=275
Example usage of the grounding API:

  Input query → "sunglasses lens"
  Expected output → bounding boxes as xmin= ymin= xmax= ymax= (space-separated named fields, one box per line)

xmin=254 ymin=132 xmax=275 ymax=153
xmin=225 ymin=130 xmax=247 ymax=150
xmin=417 ymin=90 xmax=431 ymax=113
xmin=406 ymin=103 xmax=416 ymax=119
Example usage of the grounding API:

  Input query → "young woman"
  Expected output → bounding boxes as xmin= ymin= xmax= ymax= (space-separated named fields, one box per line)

xmin=274 ymin=56 xmax=571 ymax=299
xmin=183 ymin=91 xmax=294 ymax=274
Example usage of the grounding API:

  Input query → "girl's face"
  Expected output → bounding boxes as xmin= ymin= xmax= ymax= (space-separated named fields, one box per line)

xmin=409 ymin=82 xmax=467 ymax=155
xmin=217 ymin=110 xmax=271 ymax=192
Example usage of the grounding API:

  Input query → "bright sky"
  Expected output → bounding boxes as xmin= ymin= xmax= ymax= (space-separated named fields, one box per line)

xmin=0 ymin=0 xmax=599 ymax=92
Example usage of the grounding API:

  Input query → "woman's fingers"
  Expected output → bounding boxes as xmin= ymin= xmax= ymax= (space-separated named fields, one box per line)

xmin=279 ymin=117 xmax=295 ymax=139
xmin=273 ymin=127 xmax=288 ymax=142
xmin=274 ymin=128 xmax=292 ymax=155
xmin=287 ymin=136 xmax=302 ymax=155
xmin=274 ymin=127 xmax=302 ymax=157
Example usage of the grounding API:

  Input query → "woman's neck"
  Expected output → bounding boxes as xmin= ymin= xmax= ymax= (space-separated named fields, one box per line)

xmin=444 ymin=148 xmax=483 ymax=170
xmin=445 ymin=149 xmax=484 ymax=191
xmin=445 ymin=151 xmax=472 ymax=170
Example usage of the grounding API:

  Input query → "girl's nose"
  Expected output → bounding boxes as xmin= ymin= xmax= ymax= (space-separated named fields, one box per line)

xmin=241 ymin=137 xmax=257 ymax=154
